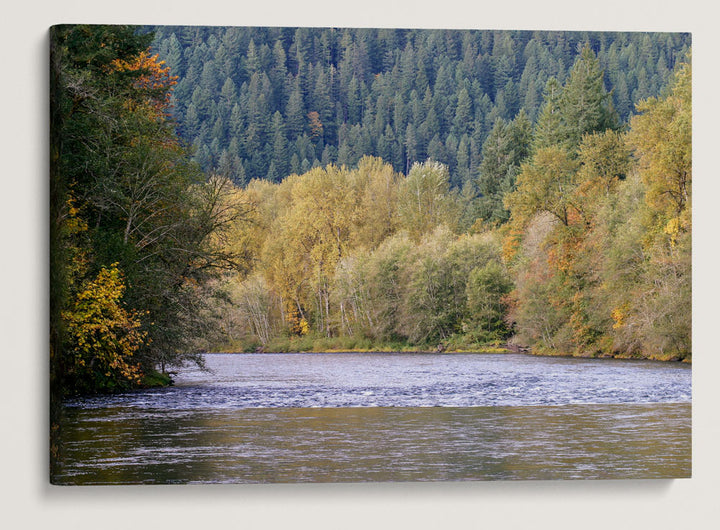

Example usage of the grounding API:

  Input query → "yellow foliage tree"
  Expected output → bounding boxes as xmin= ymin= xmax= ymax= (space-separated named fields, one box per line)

xmin=397 ymin=160 xmax=452 ymax=240
xmin=627 ymin=58 xmax=691 ymax=230
xmin=348 ymin=156 xmax=400 ymax=250
xmin=504 ymin=145 xmax=579 ymax=228
xmin=61 ymin=264 xmax=146 ymax=393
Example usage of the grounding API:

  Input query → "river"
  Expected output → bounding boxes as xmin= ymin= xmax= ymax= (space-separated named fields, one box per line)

xmin=53 ymin=352 xmax=691 ymax=484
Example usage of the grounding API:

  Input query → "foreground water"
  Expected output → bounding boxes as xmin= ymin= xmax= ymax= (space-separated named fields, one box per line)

xmin=55 ymin=353 xmax=691 ymax=484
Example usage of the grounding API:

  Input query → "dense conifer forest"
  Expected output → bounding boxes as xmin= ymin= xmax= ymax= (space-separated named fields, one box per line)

xmin=149 ymin=27 xmax=689 ymax=187
xmin=50 ymin=25 xmax=691 ymax=400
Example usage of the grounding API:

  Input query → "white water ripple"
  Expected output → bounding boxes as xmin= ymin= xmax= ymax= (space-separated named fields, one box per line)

xmin=65 ymin=352 xmax=691 ymax=410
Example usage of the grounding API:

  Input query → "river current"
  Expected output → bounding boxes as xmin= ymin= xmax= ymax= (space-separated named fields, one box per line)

xmin=55 ymin=353 xmax=691 ymax=484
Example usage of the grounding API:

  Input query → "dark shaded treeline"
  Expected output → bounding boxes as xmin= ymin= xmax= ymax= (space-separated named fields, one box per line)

xmin=50 ymin=25 xmax=247 ymax=400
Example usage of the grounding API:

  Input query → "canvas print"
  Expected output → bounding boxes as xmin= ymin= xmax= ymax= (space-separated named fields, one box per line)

xmin=49 ymin=25 xmax=691 ymax=485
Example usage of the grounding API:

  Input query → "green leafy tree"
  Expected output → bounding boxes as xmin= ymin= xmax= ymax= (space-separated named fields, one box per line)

xmin=505 ymin=146 xmax=579 ymax=227
xmin=399 ymin=227 xmax=460 ymax=344
xmin=362 ymin=233 xmax=414 ymax=342
xmin=465 ymin=260 xmax=513 ymax=343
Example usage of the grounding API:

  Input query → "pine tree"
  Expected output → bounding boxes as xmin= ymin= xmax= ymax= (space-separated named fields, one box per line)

xmin=478 ymin=109 xmax=532 ymax=224
xmin=271 ymin=111 xmax=289 ymax=179
xmin=559 ymin=44 xmax=619 ymax=152
xmin=532 ymin=77 xmax=564 ymax=152
xmin=285 ymin=84 xmax=306 ymax=138
xmin=270 ymin=39 xmax=289 ymax=107
xmin=455 ymin=134 xmax=471 ymax=187
xmin=165 ymin=33 xmax=184 ymax=77
xmin=453 ymin=87 xmax=473 ymax=137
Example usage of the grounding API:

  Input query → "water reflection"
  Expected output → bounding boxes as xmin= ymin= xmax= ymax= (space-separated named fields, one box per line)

xmin=55 ymin=403 xmax=690 ymax=484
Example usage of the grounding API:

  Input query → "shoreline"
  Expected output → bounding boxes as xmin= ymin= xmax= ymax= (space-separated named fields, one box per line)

xmin=206 ymin=345 xmax=691 ymax=363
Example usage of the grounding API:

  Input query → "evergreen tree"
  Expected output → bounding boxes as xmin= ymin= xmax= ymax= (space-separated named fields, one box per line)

xmin=559 ymin=44 xmax=619 ymax=152
xmin=453 ymin=87 xmax=473 ymax=136
xmin=532 ymin=77 xmax=564 ymax=151
xmin=285 ymin=84 xmax=306 ymax=138
xmin=270 ymin=111 xmax=289 ymax=179
xmin=164 ymin=33 xmax=184 ymax=77
xmin=455 ymin=134 xmax=471 ymax=186
xmin=478 ymin=110 xmax=532 ymax=224
xmin=270 ymin=39 xmax=289 ymax=107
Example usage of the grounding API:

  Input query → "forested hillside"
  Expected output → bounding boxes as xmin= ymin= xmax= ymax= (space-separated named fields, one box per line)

xmin=51 ymin=25 xmax=691 ymax=407
xmin=149 ymin=26 xmax=690 ymax=190
xmin=184 ymin=40 xmax=690 ymax=362
xmin=49 ymin=25 xmax=691 ymax=488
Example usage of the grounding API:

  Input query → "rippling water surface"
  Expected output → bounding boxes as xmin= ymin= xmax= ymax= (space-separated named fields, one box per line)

xmin=56 ymin=353 xmax=691 ymax=484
